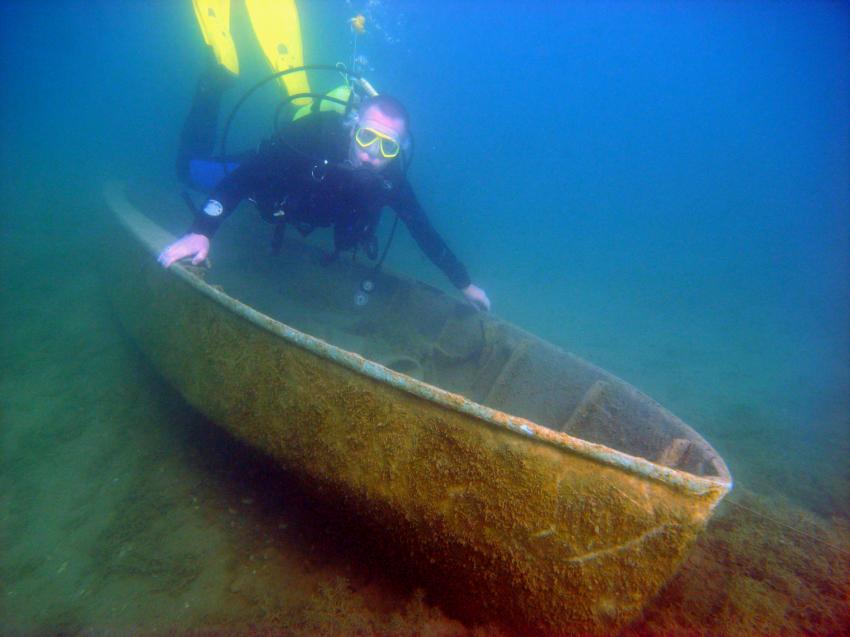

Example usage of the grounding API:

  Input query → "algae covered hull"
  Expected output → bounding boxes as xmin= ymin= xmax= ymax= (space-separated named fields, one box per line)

xmin=104 ymin=182 xmax=732 ymax=635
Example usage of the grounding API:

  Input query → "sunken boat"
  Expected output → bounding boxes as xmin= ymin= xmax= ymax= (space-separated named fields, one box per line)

xmin=104 ymin=181 xmax=732 ymax=635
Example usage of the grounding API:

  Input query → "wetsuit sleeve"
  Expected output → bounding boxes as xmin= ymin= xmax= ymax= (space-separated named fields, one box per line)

xmin=390 ymin=179 xmax=472 ymax=290
xmin=188 ymin=146 xmax=282 ymax=238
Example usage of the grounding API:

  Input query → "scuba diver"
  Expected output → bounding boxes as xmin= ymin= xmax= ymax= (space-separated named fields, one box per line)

xmin=158 ymin=2 xmax=490 ymax=312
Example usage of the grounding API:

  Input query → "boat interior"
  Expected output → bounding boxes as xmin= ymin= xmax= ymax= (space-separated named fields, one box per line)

xmin=130 ymin=185 xmax=729 ymax=481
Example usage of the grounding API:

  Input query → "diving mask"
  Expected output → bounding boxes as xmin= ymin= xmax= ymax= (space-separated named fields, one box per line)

xmin=355 ymin=126 xmax=401 ymax=159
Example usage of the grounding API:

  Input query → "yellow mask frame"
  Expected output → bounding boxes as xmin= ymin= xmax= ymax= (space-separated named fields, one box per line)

xmin=355 ymin=127 xmax=401 ymax=159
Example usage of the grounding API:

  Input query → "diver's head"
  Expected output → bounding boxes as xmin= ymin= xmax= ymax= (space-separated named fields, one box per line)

xmin=349 ymin=94 xmax=410 ymax=171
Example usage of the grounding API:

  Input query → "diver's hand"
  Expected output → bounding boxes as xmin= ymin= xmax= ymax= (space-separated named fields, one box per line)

xmin=462 ymin=284 xmax=491 ymax=312
xmin=157 ymin=233 xmax=210 ymax=268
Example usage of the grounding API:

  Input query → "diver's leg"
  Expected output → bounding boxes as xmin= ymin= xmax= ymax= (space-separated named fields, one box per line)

xmin=175 ymin=55 xmax=235 ymax=187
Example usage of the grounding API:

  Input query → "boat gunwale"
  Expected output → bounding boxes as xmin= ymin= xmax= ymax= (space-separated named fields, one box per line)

xmin=107 ymin=182 xmax=733 ymax=499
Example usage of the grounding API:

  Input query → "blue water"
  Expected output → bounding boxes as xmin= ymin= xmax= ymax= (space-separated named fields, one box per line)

xmin=2 ymin=1 xmax=848 ymax=634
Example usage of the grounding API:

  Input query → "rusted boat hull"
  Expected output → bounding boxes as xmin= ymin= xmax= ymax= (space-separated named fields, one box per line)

xmin=104 ymin=183 xmax=731 ymax=635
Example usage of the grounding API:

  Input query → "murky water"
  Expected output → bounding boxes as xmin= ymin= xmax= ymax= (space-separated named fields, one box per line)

xmin=2 ymin=2 xmax=848 ymax=635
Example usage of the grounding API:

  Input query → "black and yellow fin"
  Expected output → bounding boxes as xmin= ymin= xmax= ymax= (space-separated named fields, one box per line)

xmin=192 ymin=0 xmax=239 ymax=75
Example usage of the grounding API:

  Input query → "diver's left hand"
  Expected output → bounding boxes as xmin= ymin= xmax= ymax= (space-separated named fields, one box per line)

xmin=462 ymin=284 xmax=491 ymax=312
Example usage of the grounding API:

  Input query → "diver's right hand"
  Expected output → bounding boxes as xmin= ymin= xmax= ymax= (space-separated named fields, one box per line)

xmin=157 ymin=233 xmax=210 ymax=268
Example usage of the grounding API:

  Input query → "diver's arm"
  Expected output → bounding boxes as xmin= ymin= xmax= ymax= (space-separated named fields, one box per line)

xmin=392 ymin=181 xmax=491 ymax=310
xmin=189 ymin=151 xmax=276 ymax=238
xmin=392 ymin=182 xmax=470 ymax=288
xmin=158 ymin=146 xmax=284 ymax=268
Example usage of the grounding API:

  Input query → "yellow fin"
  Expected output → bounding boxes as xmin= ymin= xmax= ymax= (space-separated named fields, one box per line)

xmin=245 ymin=0 xmax=311 ymax=104
xmin=192 ymin=0 xmax=239 ymax=75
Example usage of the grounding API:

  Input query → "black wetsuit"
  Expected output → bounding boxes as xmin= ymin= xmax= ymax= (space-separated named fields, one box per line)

xmin=178 ymin=78 xmax=471 ymax=290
